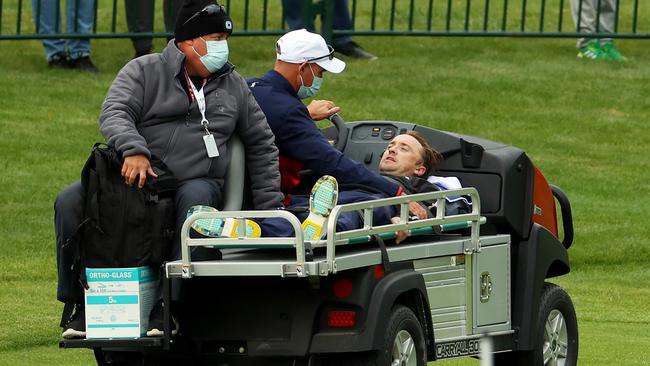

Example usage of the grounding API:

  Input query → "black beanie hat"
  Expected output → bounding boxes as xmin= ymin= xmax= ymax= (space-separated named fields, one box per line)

xmin=174 ymin=0 xmax=233 ymax=42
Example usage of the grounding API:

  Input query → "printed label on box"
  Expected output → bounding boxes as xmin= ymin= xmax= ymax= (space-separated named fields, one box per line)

xmin=85 ymin=267 xmax=158 ymax=339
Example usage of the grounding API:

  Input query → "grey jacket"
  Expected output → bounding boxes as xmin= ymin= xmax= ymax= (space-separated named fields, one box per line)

xmin=100 ymin=40 xmax=283 ymax=210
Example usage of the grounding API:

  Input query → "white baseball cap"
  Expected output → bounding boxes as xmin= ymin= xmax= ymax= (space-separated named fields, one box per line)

xmin=276 ymin=29 xmax=346 ymax=74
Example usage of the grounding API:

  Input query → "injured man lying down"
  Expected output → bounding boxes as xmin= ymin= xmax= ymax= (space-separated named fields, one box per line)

xmin=189 ymin=131 xmax=471 ymax=243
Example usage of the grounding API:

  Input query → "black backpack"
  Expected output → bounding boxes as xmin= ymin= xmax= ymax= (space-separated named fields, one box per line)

xmin=72 ymin=144 xmax=177 ymax=285
xmin=60 ymin=144 xmax=177 ymax=327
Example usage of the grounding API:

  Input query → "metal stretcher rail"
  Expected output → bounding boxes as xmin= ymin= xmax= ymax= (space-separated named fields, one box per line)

xmin=166 ymin=188 xmax=483 ymax=279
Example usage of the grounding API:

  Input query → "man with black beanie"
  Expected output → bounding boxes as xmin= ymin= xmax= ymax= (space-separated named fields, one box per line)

xmin=55 ymin=0 xmax=283 ymax=338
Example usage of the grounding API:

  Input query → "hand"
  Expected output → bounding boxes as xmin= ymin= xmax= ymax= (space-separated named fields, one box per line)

xmin=390 ymin=217 xmax=411 ymax=244
xmin=407 ymin=199 xmax=428 ymax=220
xmin=409 ymin=202 xmax=429 ymax=220
xmin=121 ymin=154 xmax=158 ymax=188
xmin=307 ymin=99 xmax=341 ymax=121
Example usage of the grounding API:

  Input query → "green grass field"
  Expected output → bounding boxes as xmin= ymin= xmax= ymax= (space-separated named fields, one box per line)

xmin=1 ymin=31 xmax=649 ymax=365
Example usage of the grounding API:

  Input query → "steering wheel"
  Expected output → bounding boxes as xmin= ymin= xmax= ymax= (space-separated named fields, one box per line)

xmin=329 ymin=113 xmax=349 ymax=152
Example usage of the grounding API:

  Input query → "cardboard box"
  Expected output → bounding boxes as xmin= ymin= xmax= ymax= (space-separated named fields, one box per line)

xmin=85 ymin=266 xmax=158 ymax=338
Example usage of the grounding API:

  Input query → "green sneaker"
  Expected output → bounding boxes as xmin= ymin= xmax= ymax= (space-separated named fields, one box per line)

xmin=302 ymin=175 xmax=339 ymax=241
xmin=577 ymin=40 xmax=608 ymax=60
xmin=601 ymin=41 xmax=627 ymax=61
xmin=187 ymin=205 xmax=261 ymax=238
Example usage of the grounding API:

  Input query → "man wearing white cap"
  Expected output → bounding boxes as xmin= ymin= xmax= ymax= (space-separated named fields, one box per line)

xmin=248 ymin=29 xmax=426 ymax=236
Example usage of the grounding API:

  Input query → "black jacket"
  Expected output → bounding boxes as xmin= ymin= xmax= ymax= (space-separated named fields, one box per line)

xmin=340 ymin=175 xmax=471 ymax=218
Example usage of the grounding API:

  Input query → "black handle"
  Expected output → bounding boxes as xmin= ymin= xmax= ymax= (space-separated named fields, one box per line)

xmin=550 ymin=184 xmax=574 ymax=249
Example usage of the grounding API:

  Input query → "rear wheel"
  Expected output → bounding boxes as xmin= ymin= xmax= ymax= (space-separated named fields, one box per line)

xmin=324 ymin=305 xmax=426 ymax=366
xmin=496 ymin=282 xmax=578 ymax=366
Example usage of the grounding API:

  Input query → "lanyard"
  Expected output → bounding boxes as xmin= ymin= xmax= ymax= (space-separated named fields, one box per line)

xmin=184 ymin=71 xmax=210 ymax=134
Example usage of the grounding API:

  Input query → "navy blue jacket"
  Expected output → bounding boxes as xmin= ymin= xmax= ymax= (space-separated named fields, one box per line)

xmin=247 ymin=70 xmax=400 ymax=198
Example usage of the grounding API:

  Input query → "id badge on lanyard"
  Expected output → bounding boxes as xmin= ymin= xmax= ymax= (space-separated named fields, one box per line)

xmin=187 ymin=72 xmax=219 ymax=158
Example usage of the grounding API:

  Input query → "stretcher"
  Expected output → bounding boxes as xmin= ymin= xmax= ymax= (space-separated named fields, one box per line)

xmin=166 ymin=188 xmax=486 ymax=279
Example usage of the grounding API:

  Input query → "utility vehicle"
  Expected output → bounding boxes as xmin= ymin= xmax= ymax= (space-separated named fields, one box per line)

xmin=61 ymin=117 xmax=577 ymax=366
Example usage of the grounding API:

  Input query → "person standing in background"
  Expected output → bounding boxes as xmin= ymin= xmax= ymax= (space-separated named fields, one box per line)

xmin=125 ymin=0 xmax=184 ymax=58
xmin=282 ymin=0 xmax=377 ymax=60
xmin=571 ymin=0 xmax=626 ymax=61
xmin=30 ymin=0 xmax=99 ymax=72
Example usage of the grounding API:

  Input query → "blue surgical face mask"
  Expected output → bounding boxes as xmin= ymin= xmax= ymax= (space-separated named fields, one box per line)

xmin=297 ymin=64 xmax=323 ymax=99
xmin=194 ymin=38 xmax=229 ymax=73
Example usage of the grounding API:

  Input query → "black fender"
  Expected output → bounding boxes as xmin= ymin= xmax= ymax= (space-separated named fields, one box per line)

xmin=511 ymin=223 xmax=570 ymax=350
xmin=310 ymin=269 xmax=430 ymax=354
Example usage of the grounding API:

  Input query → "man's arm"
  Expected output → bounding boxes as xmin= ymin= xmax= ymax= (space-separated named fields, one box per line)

xmin=99 ymin=62 xmax=155 ymax=188
xmin=100 ymin=63 xmax=150 ymax=159
xmin=388 ymin=176 xmax=439 ymax=243
xmin=236 ymin=80 xmax=284 ymax=210
xmin=277 ymin=105 xmax=401 ymax=197
xmin=397 ymin=176 xmax=471 ymax=217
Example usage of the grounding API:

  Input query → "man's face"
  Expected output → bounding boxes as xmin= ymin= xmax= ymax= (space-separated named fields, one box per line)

xmin=379 ymin=134 xmax=427 ymax=177
xmin=191 ymin=32 xmax=229 ymax=56
xmin=180 ymin=32 xmax=229 ymax=77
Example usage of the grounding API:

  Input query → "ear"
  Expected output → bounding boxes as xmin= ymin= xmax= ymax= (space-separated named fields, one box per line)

xmin=187 ymin=36 xmax=205 ymax=47
xmin=413 ymin=165 xmax=426 ymax=177
xmin=177 ymin=39 xmax=193 ymax=50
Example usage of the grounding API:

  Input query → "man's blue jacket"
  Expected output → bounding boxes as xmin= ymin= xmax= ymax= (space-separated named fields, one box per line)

xmin=247 ymin=70 xmax=400 ymax=200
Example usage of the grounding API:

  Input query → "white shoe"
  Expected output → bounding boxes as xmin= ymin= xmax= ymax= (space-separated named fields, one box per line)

xmin=61 ymin=304 xmax=86 ymax=339
xmin=145 ymin=301 xmax=179 ymax=337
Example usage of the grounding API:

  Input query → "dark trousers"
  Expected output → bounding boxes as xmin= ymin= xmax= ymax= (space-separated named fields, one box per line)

xmin=125 ymin=0 xmax=184 ymax=54
xmin=54 ymin=178 xmax=222 ymax=303
xmin=259 ymin=190 xmax=394 ymax=237
xmin=282 ymin=0 xmax=353 ymax=46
